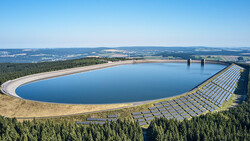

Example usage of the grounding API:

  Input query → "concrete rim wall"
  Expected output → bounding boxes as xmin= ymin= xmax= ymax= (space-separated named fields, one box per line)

xmin=1 ymin=59 xmax=229 ymax=104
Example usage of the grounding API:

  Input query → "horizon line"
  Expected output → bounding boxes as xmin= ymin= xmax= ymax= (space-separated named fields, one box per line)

xmin=1 ymin=46 xmax=250 ymax=49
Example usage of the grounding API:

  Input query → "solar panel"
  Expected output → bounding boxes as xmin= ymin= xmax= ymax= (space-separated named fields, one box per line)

xmin=181 ymin=113 xmax=188 ymax=116
xmin=172 ymin=105 xmax=179 ymax=108
xmin=76 ymin=121 xmax=90 ymax=125
xmin=142 ymin=111 xmax=151 ymax=114
xmin=166 ymin=116 xmax=173 ymax=120
xmin=108 ymin=119 xmax=118 ymax=122
xmin=144 ymin=114 xmax=153 ymax=117
xmin=190 ymin=107 xmax=196 ymax=110
xmin=139 ymin=122 xmax=147 ymax=126
xmin=154 ymin=103 xmax=162 ymax=106
xmin=177 ymin=110 xmax=185 ymax=114
xmin=180 ymin=97 xmax=186 ymax=100
xmin=161 ymin=101 xmax=168 ymax=104
xmin=148 ymin=107 xmax=157 ymax=110
xmin=175 ymin=107 xmax=182 ymax=111
xmin=209 ymin=105 xmax=215 ymax=109
xmin=169 ymin=109 xmax=175 ymax=112
xmin=153 ymin=113 xmax=161 ymax=116
xmin=197 ymin=111 xmax=203 ymax=115
xmin=96 ymin=122 xmax=105 ymax=125
xmin=161 ymin=111 xmax=169 ymax=114
xmin=158 ymin=108 xmax=166 ymax=112
xmin=171 ymin=111 xmax=179 ymax=115
xmin=168 ymin=100 xmax=175 ymax=103
xmin=164 ymin=113 xmax=171 ymax=117
xmin=166 ymin=106 xmax=172 ymax=110
xmin=156 ymin=115 xmax=163 ymax=118
xmin=201 ymin=109 xmax=207 ymax=113
xmin=174 ymin=99 xmax=181 ymax=102
xmin=131 ymin=112 xmax=141 ymax=115
xmin=203 ymin=104 xmax=209 ymax=108
xmin=191 ymin=113 xmax=198 ymax=116
xmin=107 ymin=115 xmax=118 ymax=118
xmin=182 ymin=105 xmax=188 ymax=109
xmin=156 ymin=105 xmax=164 ymax=108
xmin=193 ymin=109 xmax=199 ymax=112
xmin=197 ymin=99 xmax=202 ymax=102
xmin=87 ymin=118 xmax=97 ymax=121
xmin=177 ymin=117 xmax=184 ymax=120
xmin=183 ymin=115 xmax=191 ymax=118
xmin=137 ymin=118 xmax=145 ymax=122
xmin=133 ymin=115 xmax=143 ymax=119
xmin=96 ymin=118 xmax=107 ymax=121
xmin=150 ymin=110 xmax=159 ymax=113
xmin=198 ymin=107 xmax=203 ymax=110
xmin=163 ymin=104 xmax=171 ymax=107
xmin=145 ymin=117 xmax=154 ymax=121
xmin=206 ymin=106 xmax=212 ymax=110
xmin=174 ymin=115 xmax=181 ymax=118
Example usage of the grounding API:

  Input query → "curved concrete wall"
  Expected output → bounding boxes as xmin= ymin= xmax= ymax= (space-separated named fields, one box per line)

xmin=1 ymin=59 xmax=228 ymax=100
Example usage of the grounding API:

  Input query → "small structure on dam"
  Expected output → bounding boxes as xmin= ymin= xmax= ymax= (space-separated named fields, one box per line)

xmin=201 ymin=59 xmax=206 ymax=65
xmin=187 ymin=58 xmax=192 ymax=65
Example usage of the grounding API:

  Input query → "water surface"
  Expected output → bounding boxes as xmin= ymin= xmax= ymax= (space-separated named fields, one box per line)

xmin=16 ymin=63 xmax=226 ymax=104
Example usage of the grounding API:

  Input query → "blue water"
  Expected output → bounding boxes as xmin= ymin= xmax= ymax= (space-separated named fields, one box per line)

xmin=16 ymin=63 xmax=226 ymax=104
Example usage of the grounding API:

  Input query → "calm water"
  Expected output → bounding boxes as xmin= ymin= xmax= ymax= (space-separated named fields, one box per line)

xmin=16 ymin=63 xmax=226 ymax=104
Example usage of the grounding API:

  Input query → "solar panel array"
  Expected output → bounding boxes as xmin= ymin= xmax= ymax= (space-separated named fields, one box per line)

xmin=76 ymin=115 xmax=118 ymax=125
xmin=132 ymin=64 xmax=244 ymax=126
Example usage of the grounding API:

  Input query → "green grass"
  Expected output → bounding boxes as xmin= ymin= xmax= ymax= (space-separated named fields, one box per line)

xmin=242 ymin=56 xmax=250 ymax=61
xmin=35 ymin=102 xmax=153 ymax=123
xmin=143 ymin=56 xmax=164 ymax=59
xmin=193 ymin=55 xmax=223 ymax=61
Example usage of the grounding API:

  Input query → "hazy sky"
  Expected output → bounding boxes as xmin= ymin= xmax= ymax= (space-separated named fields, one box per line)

xmin=0 ymin=0 xmax=250 ymax=48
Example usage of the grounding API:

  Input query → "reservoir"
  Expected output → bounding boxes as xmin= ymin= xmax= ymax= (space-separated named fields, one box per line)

xmin=16 ymin=63 xmax=226 ymax=104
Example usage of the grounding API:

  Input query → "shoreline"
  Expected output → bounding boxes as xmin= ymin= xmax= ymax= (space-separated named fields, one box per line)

xmin=1 ymin=59 xmax=228 ymax=102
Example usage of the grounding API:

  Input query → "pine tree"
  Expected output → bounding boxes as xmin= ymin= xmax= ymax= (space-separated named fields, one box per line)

xmin=20 ymin=133 xmax=28 ymax=141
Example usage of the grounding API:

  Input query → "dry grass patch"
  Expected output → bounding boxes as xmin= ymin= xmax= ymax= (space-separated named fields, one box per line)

xmin=0 ymin=94 xmax=130 ymax=118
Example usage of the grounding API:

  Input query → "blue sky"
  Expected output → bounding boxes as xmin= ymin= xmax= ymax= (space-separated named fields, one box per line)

xmin=0 ymin=0 xmax=250 ymax=48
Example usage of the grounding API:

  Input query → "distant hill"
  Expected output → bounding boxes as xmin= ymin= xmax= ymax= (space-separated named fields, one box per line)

xmin=0 ymin=47 xmax=249 ymax=63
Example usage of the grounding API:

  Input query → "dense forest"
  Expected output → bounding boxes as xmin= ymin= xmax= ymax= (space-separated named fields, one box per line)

xmin=155 ymin=50 xmax=249 ymax=60
xmin=0 ymin=57 xmax=127 ymax=86
xmin=155 ymin=52 xmax=196 ymax=60
xmin=0 ymin=118 xmax=143 ymax=141
xmin=147 ymin=65 xmax=250 ymax=141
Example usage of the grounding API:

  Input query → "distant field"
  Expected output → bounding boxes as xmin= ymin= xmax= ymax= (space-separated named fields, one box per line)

xmin=1 ymin=47 xmax=249 ymax=63
xmin=193 ymin=55 xmax=223 ymax=61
